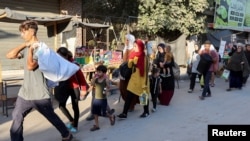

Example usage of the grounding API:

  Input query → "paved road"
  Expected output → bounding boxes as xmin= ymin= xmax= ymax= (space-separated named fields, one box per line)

xmin=1 ymin=74 xmax=250 ymax=141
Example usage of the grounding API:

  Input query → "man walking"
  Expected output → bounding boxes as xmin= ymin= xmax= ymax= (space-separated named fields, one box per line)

xmin=6 ymin=20 xmax=73 ymax=141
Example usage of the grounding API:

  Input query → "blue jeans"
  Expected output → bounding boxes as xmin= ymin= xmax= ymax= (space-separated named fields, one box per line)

xmin=10 ymin=96 xmax=70 ymax=141
xmin=202 ymin=71 xmax=212 ymax=97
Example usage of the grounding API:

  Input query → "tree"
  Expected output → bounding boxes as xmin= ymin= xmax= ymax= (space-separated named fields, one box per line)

xmin=137 ymin=0 xmax=210 ymax=38
xmin=82 ymin=0 xmax=140 ymax=18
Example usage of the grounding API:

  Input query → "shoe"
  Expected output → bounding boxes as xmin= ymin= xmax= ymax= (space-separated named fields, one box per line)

xmin=69 ymin=127 xmax=77 ymax=133
xmin=166 ymin=74 xmax=171 ymax=77
xmin=140 ymin=113 xmax=149 ymax=118
xmin=226 ymin=88 xmax=231 ymax=91
xmin=90 ymin=125 xmax=100 ymax=131
xmin=199 ymin=96 xmax=205 ymax=100
xmin=210 ymin=84 xmax=215 ymax=87
xmin=86 ymin=114 xmax=94 ymax=121
xmin=200 ymin=88 xmax=203 ymax=91
xmin=66 ymin=123 xmax=73 ymax=129
xmin=160 ymin=74 xmax=167 ymax=77
xmin=206 ymin=93 xmax=211 ymax=97
xmin=188 ymin=89 xmax=193 ymax=93
xmin=238 ymin=87 xmax=242 ymax=90
xmin=62 ymin=133 xmax=73 ymax=141
xmin=110 ymin=115 xmax=116 ymax=126
xmin=151 ymin=108 xmax=156 ymax=112
xmin=117 ymin=113 xmax=127 ymax=119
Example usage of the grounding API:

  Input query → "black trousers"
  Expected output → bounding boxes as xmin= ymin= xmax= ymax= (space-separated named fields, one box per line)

xmin=58 ymin=88 xmax=80 ymax=128
xmin=122 ymin=90 xmax=149 ymax=115
xmin=151 ymin=93 xmax=159 ymax=109
xmin=189 ymin=73 xmax=202 ymax=90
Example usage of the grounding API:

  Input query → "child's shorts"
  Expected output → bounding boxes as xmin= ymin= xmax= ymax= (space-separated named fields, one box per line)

xmin=91 ymin=99 xmax=108 ymax=116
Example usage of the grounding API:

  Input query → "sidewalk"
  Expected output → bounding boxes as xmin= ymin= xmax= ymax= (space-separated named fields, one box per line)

xmin=1 ymin=68 xmax=250 ymax=141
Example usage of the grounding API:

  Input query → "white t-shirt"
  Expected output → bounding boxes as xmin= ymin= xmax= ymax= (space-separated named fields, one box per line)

xmin=200 ymin=44 xmax=215 ymax=51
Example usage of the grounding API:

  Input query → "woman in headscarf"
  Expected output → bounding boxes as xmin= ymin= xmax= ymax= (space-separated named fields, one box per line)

xmin=243 ymin=44 xmax=250 ymax=86
xmin=226 ymin=43 xmax=249 ymax=91
xmin=122 ymin=34 xmax=135 ymax=61
xmin=187 ymin=44 xmax=202 ymax=93
xmin=153 ymin=43 xmax=166 ymax=69
xmin=119 ymin=33 xmax=138 ymax=111
xmin=158 ymin=45 xmax=176 ymax=105
xmin=117 ymin=39 xmax=150 ymax=118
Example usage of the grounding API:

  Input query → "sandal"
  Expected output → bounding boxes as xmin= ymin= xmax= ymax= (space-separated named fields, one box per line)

xmin=62 ymin=133 xmax=73 ymax=141
xmin=90 ymin=125 xmax=100 ymax=131
xmin=110 ymin=115 xmax=116 ymax=126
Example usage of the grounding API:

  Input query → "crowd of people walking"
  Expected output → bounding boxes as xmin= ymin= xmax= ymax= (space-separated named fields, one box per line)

xmin=5 ymin=20 xmax=250 ymax=141
xmin=187 ymin=40 xmax=250 ymax=100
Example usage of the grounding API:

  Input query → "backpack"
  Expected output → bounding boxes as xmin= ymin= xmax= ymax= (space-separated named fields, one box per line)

xmin=197 ymin=53 xmax=213 ymax=74
xmin=119 ymin=62 xmax=135 ymax=80
xmin=112 ymin=68 xmax=120 ymax=79
xmin=172 ymin=61 xmax=180 ymax=80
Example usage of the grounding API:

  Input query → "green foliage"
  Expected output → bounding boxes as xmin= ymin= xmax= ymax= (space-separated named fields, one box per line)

xmin=82 ymin=0 xmax=211 ymax=39
xmin=137 ymin=0 xmax=210 ymax=36
xmin=83 ymin=0 xmax=140 ymax=17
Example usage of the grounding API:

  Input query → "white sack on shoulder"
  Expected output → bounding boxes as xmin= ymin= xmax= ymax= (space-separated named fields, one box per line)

xmin=35 ymin=42 xmax=80 ymax=82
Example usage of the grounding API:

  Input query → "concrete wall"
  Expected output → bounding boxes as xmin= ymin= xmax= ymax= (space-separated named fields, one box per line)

xmin=60 ymin=0 xmax=83 ymax=48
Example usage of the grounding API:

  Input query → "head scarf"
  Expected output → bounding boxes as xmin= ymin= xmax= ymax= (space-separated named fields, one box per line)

xmin=158 ymin=43 xmax=165 ymax=50
xmin=125 ymin=34 xmax=135 ymax=50
xmin=128 ymin=39 xmax=145 ymax=76
xmin=237 ymin=43 xmax=244 ymax=48
xmin=156 ymin=43 xmax=166 ymax=62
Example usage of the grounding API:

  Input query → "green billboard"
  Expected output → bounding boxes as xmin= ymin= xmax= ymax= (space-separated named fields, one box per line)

xmin=214 ymin=0 xmax=250 ymax=31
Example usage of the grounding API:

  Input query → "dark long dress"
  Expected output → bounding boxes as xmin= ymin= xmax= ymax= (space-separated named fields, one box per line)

xmin=227 ymin=50 xmax=247 ymax=89
xmin=154 ymin=55 xmax=175 ymax=106
xmin=229 ymin=70 xmax=243 ymax=88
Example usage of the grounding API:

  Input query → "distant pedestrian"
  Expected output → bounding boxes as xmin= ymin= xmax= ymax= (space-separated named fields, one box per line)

xmin=6 ymin=20 xmax=73 ymax=141
xmin=187 ymin=44 xmax=202 ymax=93
xmin=226 ymin=43 xmax=249 ymax=91
xmin=149 ymin=67 xmax=162 ymax=112
xmin=243 ymin=44 xmax=250 ymax=86
xmin=90 ymin=65 xmax=115 ymax=131
xmin=210 ymin=50 xmax=220 ymax=87
xmin=198 ymin=40 xmax=218 ymax=100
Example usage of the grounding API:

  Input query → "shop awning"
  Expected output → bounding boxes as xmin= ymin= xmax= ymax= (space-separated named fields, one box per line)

xmin=73 ymin=21 xmax=110 ymax=29
xmin=0 ymin=7 xmax=73 ymax=37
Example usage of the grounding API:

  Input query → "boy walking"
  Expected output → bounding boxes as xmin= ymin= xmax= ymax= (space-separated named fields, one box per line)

xmin=90 ymin=65 xmax=115 ymax=131
xmin=6 ymin=20 xmax=72 ymax=141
